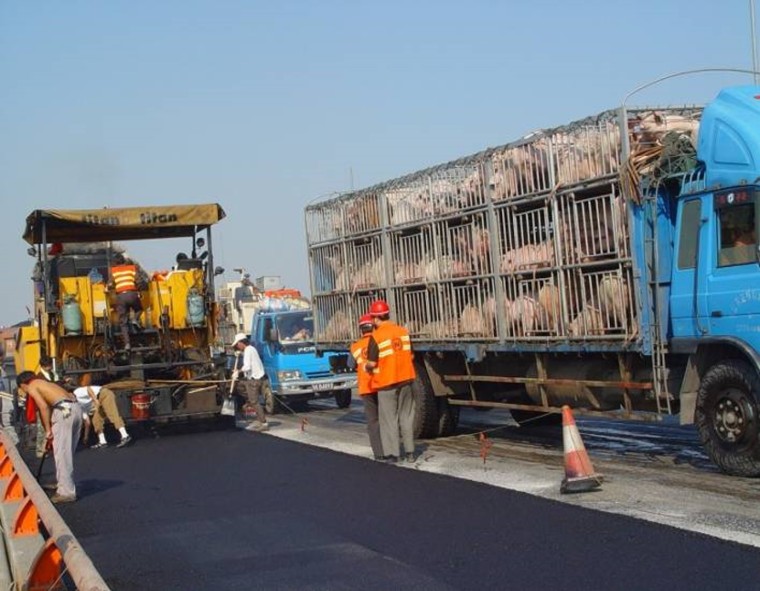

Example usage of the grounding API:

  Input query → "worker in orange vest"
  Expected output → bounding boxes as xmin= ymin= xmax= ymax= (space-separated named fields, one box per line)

xmin=350 ymin=313 xmax=384 ymax=460
xmin=364 ymin=300 xmax=417 ymax=463
xmin=110 ymin=254 xmax=144 ymax=352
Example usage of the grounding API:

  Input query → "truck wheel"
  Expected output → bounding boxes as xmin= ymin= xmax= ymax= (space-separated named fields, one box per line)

xmin=412 ymin=364 xmax=439 ymax=440
xmin=696 ymin=360 xmax=760 ymax=477
xmin=437 ymin=397 xmax=459 ymax=437
xmin=334 ymin=389 xmax=352 ymax=409
xmin=262 ymin=380 xmax=279 ymax=416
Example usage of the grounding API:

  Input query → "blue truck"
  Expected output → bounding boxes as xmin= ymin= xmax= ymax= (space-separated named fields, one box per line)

xmin=249 ymin=306 xmax=356 ymax=413
xmin=305 ymin=83 xmax=760 ymax=476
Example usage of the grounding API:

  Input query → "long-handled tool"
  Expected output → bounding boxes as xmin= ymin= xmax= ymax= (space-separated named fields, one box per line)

xmin=35 ymin=445 xmax=50 ymax=482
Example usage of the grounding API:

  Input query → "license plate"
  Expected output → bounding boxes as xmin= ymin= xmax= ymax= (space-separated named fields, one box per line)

xmin=313 ymin=382 xmax=333 ymax=392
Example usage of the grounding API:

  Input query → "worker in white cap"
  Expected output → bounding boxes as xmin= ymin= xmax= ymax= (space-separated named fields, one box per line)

xmin=231 ymin=333 xmax=269 ymax=431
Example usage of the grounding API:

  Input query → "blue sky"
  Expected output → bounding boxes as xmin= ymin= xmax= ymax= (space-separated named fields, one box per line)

xmin=0 ymin=0 xmax=757 ymax=326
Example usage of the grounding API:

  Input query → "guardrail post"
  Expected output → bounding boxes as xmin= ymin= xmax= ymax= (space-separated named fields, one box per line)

xmin=25 ymin=538 xmax=64 ymax=591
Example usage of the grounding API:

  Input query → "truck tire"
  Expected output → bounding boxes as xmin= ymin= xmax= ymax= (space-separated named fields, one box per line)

xmin=412 ymin=364 xmax=439 ymax=440
xmin=696 ymin=359 xmax=760 ymax=477
xmin=262 ymin=380 xmax=278 ymax=416
xmin=437 ymin=397 xmax=459 ymax=437
xmin=334 ymin=389 xmax=352 ymax=409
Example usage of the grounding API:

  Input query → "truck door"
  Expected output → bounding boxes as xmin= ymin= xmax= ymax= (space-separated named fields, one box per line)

xmin=671 ymin=197 xmax=709 ymax=338
xmin=704 ymin=189 xmax=760 ymax=345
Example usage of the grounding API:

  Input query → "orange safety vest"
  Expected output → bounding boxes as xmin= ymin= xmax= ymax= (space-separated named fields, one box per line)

xmin=369 ymin=321 xmax=416 ymax=390
xmin=350 ymin=334 xmax=376 ymax=396
xmin=112 ymin=265 xmax=138 ymax=293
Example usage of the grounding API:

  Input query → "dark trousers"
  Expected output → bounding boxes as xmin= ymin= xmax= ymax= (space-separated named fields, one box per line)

xmin=116 ymin=290 xmax=142 ymax=347
xmin=361 ymin=393 xmax=383 ymax=458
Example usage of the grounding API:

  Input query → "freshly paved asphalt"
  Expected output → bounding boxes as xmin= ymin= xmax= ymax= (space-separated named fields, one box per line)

xmin=45 ymin=424 xmax=760 ymax=591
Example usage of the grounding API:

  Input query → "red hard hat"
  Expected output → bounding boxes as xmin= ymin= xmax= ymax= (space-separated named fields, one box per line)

xmin=369 ymin=300 xmax=390 ymax=317
xmin=358 ymin=313 xmax=373 ymax=327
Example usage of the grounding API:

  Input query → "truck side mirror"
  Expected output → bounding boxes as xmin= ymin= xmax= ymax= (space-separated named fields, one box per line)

xmin=214 ymin=266 xmax=225 ymax=276
xmin=267 ymin=328 xmax=279 ymax=342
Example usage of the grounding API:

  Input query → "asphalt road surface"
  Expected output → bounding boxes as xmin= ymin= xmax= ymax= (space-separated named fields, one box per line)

xmin=49 ymin=421 xmax=760 ymax=591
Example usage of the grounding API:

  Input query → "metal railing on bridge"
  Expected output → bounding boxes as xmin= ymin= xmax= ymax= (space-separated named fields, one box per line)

xmin=0 ymin=430 xmax=109 ymax=590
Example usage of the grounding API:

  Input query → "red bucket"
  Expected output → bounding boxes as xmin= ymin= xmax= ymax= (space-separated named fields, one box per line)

xmin=131 ymin=393 xmax=151 ymax=421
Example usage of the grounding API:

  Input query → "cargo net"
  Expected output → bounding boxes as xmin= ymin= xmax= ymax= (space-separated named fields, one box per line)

xmin=622 ymin=108 xmax=702 ymax=203
xmin=396 ymin=279 xmax=496 ymax=341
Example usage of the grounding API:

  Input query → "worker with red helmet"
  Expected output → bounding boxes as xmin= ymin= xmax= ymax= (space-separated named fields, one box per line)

xmin=364 ymin=300 xmax=417 ymax=463
xmin=350 ymin=313 xmax=384 ymax=460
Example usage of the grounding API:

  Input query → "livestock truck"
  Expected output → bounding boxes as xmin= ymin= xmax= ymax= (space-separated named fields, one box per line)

xmin=15 ymin=204 xmax=230 ymax=424
xmin=305 ymin=84 xmax=760 ymax=477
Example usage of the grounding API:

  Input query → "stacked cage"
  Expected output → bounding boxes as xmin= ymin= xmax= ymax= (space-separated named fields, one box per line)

xmin=305 ymin=105 xmax=702 ymax=347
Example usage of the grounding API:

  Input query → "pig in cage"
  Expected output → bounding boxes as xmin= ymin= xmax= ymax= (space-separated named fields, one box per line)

xmin=437 ymin=278 xmax=497 ymax=341
xmin=561 ymin=266 xmax=635 ymax=339
xmin=306 ymin=199 xmax=344 ymax=245
xmin=384 ymin=179 xmax=434 ymax=227
xmin=559 ymin=188 xmax=628 ymax=265
xmin=310 ymin=244 xmax=348 ymax=294
xmin=550 ymin=117 xmax=622 ymax=188
xmin=434 ymin=213 xmax=491 ymax=279
xmin=495 ymin=200 xmax=556 ymax=275
xmin=493 ymin=275 xmax=559 ymax=340
xmin=488 ymin=138 xmax=553 ymax=202
xmin=391 ymin=226 xmax=437 ymax=285
xmin=428 ymin=164 xmax=487 ymax=215
xmin=314 ymin=294 xmax=353 ymax=343
xmin=343 ymin=193 xmax=381 ymax=237
xmin=346 ymin=235 xmax=385 ymax=291
xmin=393 ymin=285 xmax=440 ymax=340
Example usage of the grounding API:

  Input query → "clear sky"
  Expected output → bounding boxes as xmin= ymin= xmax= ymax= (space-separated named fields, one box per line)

xmin=0 ymin=0 xmax=757 ymax=327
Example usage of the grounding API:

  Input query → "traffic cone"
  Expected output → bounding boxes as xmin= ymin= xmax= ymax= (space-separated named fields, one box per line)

xmin=560 ymin=405 xmax=603 ymax=494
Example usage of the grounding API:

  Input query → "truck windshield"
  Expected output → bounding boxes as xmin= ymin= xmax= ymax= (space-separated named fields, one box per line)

xmin=718 ymin=203 xmax=757 ymax=267
xmin=276 ymin=313 xmax=314 ymax=347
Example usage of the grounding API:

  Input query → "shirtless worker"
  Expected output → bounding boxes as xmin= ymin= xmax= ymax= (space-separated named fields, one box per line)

xmin=16 ymin=371 xmax=82 ymax=504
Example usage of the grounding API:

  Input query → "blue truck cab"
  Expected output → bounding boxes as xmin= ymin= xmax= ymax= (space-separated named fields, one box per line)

xmin=632 ymin=85 xmax=760 ymax=474
xmin=250 ymin=307 xmax=356 ymax=412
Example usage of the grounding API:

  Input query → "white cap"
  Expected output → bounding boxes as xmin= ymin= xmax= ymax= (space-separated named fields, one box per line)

xmin=232 ymin=332 xmax=248 ymax=346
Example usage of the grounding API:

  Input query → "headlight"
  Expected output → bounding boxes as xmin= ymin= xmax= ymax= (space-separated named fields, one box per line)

xmin=277 ymin=370 xmax=303 ymax=381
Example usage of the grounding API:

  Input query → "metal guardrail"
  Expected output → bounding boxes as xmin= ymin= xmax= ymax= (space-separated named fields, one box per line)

xmin=0 ymin=430 xmax=110 ymax=590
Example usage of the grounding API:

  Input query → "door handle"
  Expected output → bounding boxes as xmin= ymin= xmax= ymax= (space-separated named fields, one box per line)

xmin=710 ymin=310 xmax=723 ymax=318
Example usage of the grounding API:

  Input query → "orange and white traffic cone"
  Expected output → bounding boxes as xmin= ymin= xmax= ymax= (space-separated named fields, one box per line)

xmin=560 ymin=405 xmax=603 ymax=494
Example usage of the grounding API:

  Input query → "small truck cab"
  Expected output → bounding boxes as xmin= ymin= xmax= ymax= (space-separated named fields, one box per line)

xmin=250 ymin=307 xmax=355 ymax=413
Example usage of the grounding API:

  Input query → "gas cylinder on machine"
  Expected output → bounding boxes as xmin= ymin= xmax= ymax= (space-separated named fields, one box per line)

xmin=187 ymin=289 xmax=205 ymax=327
xmin=61 ymin=296 xmax=83 ymax=335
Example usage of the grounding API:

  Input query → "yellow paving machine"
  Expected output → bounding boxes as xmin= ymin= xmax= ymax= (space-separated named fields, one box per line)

xmin=15 ymin=204 xmax=230 ymax=423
